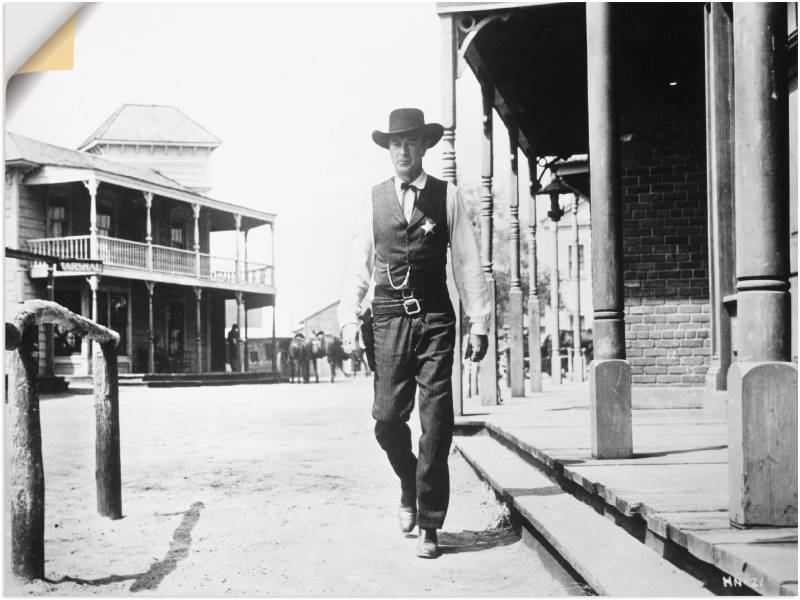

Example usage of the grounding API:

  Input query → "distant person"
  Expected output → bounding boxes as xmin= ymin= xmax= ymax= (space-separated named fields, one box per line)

xmin=227 ymin=324 xmax=240 ymax=372
xmin=339 ymin=108 xmax=489 ymax=558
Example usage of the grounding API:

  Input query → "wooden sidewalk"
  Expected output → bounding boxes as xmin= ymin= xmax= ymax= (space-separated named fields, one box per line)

xmin=455 ymin=380 xmax=798 ymax=596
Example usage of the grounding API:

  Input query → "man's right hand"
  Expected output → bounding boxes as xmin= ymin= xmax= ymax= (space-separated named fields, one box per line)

xmin=341 ymin=322 xmax=359 ymax=354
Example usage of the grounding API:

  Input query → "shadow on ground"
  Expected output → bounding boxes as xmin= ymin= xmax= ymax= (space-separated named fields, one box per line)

xmin=45 ymin=501 xmax=205 ymax=592
xmin=438 ymin=526 xmax=518 ymax=555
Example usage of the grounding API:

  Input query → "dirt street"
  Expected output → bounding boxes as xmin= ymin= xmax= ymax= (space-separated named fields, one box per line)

xmin=7 ymin=376 xmax=585 ymax=596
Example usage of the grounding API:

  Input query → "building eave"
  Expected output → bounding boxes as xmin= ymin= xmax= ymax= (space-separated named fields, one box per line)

xmin=22 ymin=164 xmax=277 ymax=225
xmin=436 ymin=1 xmax=558 ymax=16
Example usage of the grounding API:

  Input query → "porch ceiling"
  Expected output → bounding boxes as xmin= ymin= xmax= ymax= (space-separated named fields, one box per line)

xmin=461 ymin=2 xmax=705 ymax=158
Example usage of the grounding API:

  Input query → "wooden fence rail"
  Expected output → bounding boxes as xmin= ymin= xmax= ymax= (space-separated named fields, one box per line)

xmin=5 ymin=300 xmax=122 ymax=581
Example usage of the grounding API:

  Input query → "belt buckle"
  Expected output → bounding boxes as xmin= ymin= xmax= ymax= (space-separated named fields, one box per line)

xmin=403 ymin=298 xmax=421 ymax=316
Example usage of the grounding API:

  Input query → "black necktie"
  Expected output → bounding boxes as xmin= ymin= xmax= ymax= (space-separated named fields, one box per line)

xmin=400 ymin=182 xmax=418 ymax=193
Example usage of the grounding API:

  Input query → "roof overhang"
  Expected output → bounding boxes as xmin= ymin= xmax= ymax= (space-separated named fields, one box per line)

xmin=436 ymin=2 xmax=554 ymax=16
xmin=22 ymin=165 xmax=276 ymax=226
xmin=79 ymin=139 xmax=220 ymax=153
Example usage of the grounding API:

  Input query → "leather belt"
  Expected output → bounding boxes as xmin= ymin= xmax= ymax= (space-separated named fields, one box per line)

xmin=372 ymin=291 xmax=452 ymax=318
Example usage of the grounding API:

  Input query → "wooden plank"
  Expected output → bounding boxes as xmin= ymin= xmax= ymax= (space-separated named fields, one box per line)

xmin=455 ymin=435 xmax=712 ymax=597
xmin=781 ymin=582 xmax=798 ymax=595
xmin=712 ymin=543 xmax=798 ymax=597
xmin=682 ymin=528 xmax=797 ymax=567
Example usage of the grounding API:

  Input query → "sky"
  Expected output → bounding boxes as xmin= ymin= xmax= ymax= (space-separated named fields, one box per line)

xmin=6 ymin=2 xmax=538 ymax=336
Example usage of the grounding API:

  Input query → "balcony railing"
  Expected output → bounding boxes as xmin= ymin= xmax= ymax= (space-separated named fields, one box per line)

xmin=27 ymin=236 xmax=274 ymax=288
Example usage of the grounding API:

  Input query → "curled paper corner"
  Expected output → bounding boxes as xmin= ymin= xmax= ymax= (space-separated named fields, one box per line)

xmin=15 ymin=12 xmax=77 ymax=75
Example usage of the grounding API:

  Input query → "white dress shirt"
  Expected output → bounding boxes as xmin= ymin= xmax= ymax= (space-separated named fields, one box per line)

xmin=338 ymin=170 xmax=491 ymax=335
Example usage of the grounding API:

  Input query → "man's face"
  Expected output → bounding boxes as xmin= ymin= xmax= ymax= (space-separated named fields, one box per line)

xmin=389 ymin=133 xmax=427 ymax=181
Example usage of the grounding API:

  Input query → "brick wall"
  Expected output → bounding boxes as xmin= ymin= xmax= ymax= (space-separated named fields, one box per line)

xmin=620 ymin=86 xmax=711 ymax=386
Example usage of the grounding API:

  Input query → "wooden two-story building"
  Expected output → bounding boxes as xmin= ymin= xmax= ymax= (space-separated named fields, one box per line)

xmin=4 ymin=104 xmax=276 ymax=375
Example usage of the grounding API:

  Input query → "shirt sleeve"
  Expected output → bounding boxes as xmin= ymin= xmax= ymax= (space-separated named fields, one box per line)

xmin=338 ymin=194 xmax=374 ymax=331
xmin=446 ymin=184 xmax=491 ymax=335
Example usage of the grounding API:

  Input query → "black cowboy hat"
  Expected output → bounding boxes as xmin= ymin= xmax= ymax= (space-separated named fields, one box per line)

xmin=372 ymin=108 xmax=444 ymax=149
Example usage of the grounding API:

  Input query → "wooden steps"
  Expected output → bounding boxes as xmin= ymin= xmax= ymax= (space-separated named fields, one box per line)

xmin=455 ymin=433 xmax=714 ymax=597
xmin=456 ymin=402 xmax=798 ymax=596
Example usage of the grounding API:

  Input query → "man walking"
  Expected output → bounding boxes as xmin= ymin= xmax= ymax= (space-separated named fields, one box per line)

xmin=339 ymin=108 xmax=490 ymax=558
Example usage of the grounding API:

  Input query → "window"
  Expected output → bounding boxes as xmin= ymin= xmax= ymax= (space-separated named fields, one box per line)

xmin=170 ymin=221 xmax=185 ymax=248
xmin=97 ymin=213 xmax=111 ymax=238
xmin=47 ymin=204 xmax=66 ymax=237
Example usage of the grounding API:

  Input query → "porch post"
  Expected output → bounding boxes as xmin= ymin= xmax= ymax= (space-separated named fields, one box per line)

xmin=144 ymin=192 xmax=153 ymax=271
xmin=571 ymin=195 xmax=584 ymax=383
xmin=441 ymin=12 xmax=463 ymax=415
xmin=507 ymin=127 xmax=525 ymax=397
xmin=235 ymin=290 xmax=244 ymax=372
xmin=478 ymin=79 xmax=499 ymax=406
xmin=269 ymin=222 xmax=276 ymax=286
xmin=548 ymin=198 xmax=563 ymax=386
xmin=527 ymin=157 xmax=542 ymax=393
xmin=234 ymin=214 xmax=242 ymax=284
xmin=194 ymin=287 xmax=203 ymax=373
xmin=87 ymin=275 xmax=99 ymax=376
xmin=44 ymin=264 xmax=55 ymax=376
xmin=271 ymin=302 xmax=277 ymax=373
xmin=193 ymin=203 xmax=201 ymax=280
xmin=586 ymin=2 xmax=633 ymax=459
xmin=84 ymin=177 xmax=99 ymax=260
xmin=729 ymin=2 xmax=796 ymax=527
xmin=704 ymin=3 xmax=735 ymax=393
xmin=244 ymin=229 xmax=249 ymax=284
xmin=243 ymin=293 xmax=249 ymax=372
xmin=146 ymin=282 xmax=155 ymax=374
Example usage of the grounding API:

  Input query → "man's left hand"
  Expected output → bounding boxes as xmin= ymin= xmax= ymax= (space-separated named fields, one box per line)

xmin=464 ymin=334 xmax=488 ymax=362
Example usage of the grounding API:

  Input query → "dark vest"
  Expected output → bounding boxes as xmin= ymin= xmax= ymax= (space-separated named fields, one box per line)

xmin=372 ymin=175 xmax=450 ymax=300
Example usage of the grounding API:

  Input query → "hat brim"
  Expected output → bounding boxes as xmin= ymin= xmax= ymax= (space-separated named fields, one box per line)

xmin=372 ymin=123 xmax=444 ymax=149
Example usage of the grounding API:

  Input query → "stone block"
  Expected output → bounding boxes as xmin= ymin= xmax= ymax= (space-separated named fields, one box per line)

xmin=677 ymin=304 xmax=702 ymax=313
xmin=590 ymin=360 xmax=633 ymax=459
xmin=728 ymin=362 xmax=797 ymax=527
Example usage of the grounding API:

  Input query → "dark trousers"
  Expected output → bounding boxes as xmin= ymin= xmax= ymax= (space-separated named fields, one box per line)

xmin=372 ymin=309 xmax=456 ymax=530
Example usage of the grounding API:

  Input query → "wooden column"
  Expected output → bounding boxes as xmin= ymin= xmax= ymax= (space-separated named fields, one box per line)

xmin=244 ymin=229 xmax=249 ymax=285
xmin=704 ymin=3 xmax=736 ymax=393
xmin=146 ymin=282 xmax=155 ymax=374
xmin=728 ymin=2 xmax=796 ymax=527
xmin=571 ymin=196 xmax=584 ymax=383
xmin=44 ymin=264 xmax=55 ymax=376
xmin=269 ymin=222 xmax=276 ymax=286
xmin=527 ymin=158 xmax=542 ymax=393
xmin=586 ymin=2 xmax=632 ymax=459
xmin=243 ymin=293 xmax=249 ymax=373
xmin=441 ymin=13 xmax=463 ymax=415
xmin=235 ymin=291 xmax=244 ymax=372
xmin=84 ymin=177 xmax=99 ymax=260
xmin=507 ymin=127 xmax=525 ymax=397
xmin=194 ymin=287 xmax=203 ymax=373
xmin=548 ymin=199 xmax=563 ymax=386
xmin=87 ymin=275 xmax=99 ymax=375
xmin=7 ymin=171 xmax=25 ymax=309
xmin=271 ymin=302 xmax=277 ymax=373
xmin=8 ymin=324 xmax=44 ymax=580
xmin=193 ymin=203 xmax=201 ymax=279
xmin=478 ymin=80 xmax=499 ymax=406
xmin=93 ymin=340 xmax=122 ymax=519
xmin=234 ymin=214 xmax=242 ymax=284
xmin=144 ymin=192 xmax=153 ymax=271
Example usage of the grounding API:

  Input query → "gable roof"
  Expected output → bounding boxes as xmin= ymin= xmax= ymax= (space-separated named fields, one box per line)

xmin=78 ymin=104 xmax=221 ymax=150
xmin=7 ymin=131 xmax=186 ymax=189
